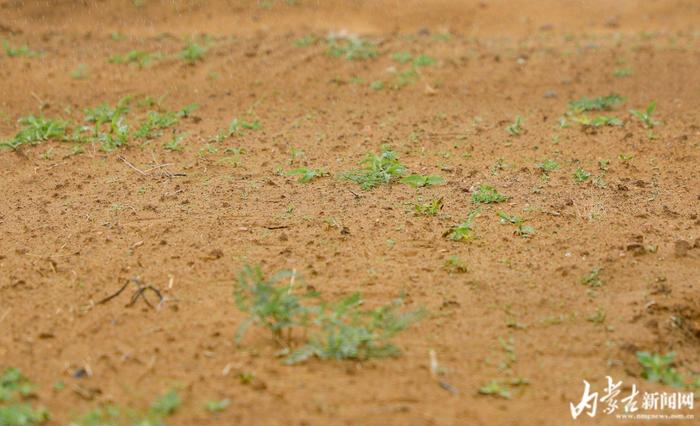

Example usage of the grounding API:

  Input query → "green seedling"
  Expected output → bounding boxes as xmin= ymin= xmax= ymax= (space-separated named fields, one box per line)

xmin=326 ymin=37 xmax=377 ymax=60
xmin=613 ymin=68 xmax=632 ymax=77
xmin=286 ymin=293 xmax=424 ymax=364
xmin=506 ymin=116 xmax=524 ymax=136
xmin=177 ymin=103 xmax=199 ymax=118
xmin=343 ymin=146 xmax=407 ymax=189
xmin=400 ymin=174 xmax=444 ymax=188
xmin=1 ymin=116 xmax=67 ymax=149
xmin=636 ymin=352 xmax=684 ymax=387
xmin=109 ymin=50 xmax=161 ymax=68
xmin=536 ymin=158 xmax=559 ymax=177
xmin=234 ymin=266 xmax=317 ymax=345
xmin=497 ymin=212 xmax=534 ymax=237
xmin=443 ymin=256 xmax=468 ymax=274
xmin=444 ymin=208 xmax=480 ymax=241
xmin=569 ymin=94 xmax=624 ymax=112
xmin=413 ymin=198 xmax=443 ymax=216
xmin=286 ymin=167 xmax=325 ymax=183
xmin=134 ymin=111 xmax=178 ymax=139
xmin=0 ymin=368 xmax=49 ymax=425
xmin=472 ymin=185 xmax=508 ymax=204
xmin=573 ymin=168 xmax=591 ymax=183
xmin=70 ymin=64 xmax=88 ymax=80
xmin=150 ymin=389 xmax=181 ymax=416
xmin=572 ymin=115 xmax=622 ymax=127
xmin=180 ymin=40 xmax=207 ymax=63
xmin=629 ymin=101 xmax=660 ymax=128
xmin=163 ymin=132 xmax=186 ymax=152
xmin=618 ymin=153 xmax=633 ymax=164
xmin=413 ymin=54 xmax=436 ymax=67
xmin=2 ymin=40 xmax=38 ymax=57
xmin=294 ymin=35 xmax=317 ymax=47
xmin=205 ymin=399 xmax=230 ymax=413
xmin=391 ymin=51 xmax=412 ymax=64
xmin=581 ymin=268 xmax=603 ymax=287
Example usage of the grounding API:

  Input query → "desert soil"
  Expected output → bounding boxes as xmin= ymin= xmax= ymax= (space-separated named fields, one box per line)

xmin=1 ymin=1 xmax=699 ymax=425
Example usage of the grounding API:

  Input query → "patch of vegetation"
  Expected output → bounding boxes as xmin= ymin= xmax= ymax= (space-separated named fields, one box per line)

xmin=497 ymin=211 xmax=535 ymax=237
xmin=471 ymin=185 xmax=508 ymax=204
xmin=569 ymin=94 xmax=624 ymax=112
xmin=506 ymin=116 xmax=524 ymax=136
xmin=400 ymin=174 xmax=444 ymax=188
xmin=234 ymin=266 xmax=423 ymax=364
xmin=163 ymin=132 xmax=186 ymax=152
xmin=571 ymin=115 xmax=622 ymax=127
xmin=581 ymin=268 xmax=603 ymax=287
xmin=205 ymin=399 xmax=230 ymax=413
xmin=109 ymin=50 xmax=161 ymax=68
xmin=444 ymin=208 xmax=480 ymax=241
xmin=573 ymin=167 xmax=591 ymax=183
xmin=1 ymin=116 xmax=67 ymax=149
xmin=0 ymin=368 xmax=49 ymax=426
xmin=2 ymin=40 xmax=38 ymax=57
xmin=629 ymin=101 xmax=660 ymax=128
xmin=286 ymin=167 xmax=326 ymax=183
xmin=179 ymin=40 xmax=207 ymax=63
xmin=413 ymin=198 xmax=443 ymax=216
xmin=479 ymin=378 xmax=529 ymax=399
xmin=636 ymin=352 xmax=684 ymax=387
xmin=343 ymin=146 xmax=407 ymax=189
xmin=326 ymin=37 xmax=377 ymax=60
xmin=70 ymin=389 xmax=181 ymax=426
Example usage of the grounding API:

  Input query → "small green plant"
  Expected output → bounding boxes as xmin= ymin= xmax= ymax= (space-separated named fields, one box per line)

xmin=69 ymin=405 xmax=121 ymax=426
xmin=479 ymin=378 xmax=529 ymax=399
xmin=0 ymin=368 xmax=49 ymax=426
xmin=234 ymin=266 xmax=317 ymax=345
xmin=205 ymin=399 xmax=230 ymax=413
xmin=506 ymin=116 xmax=524 ymax=136
xmin=569 ymin=94 xmax=624 ymax=112
xmin=636 ymin=352 xmax=684 ymax=387
xmin=443 ymin=256 xmax=468 ymax=274
xmin=413 ymin=54 xmax=436 ymax=67
xmin=413 ymin=198 xmax=443 ymax=216
xmin=536 ymin=158 xmax=559 ymax=177
xmin=109 ymin=50 xmax=161 ymax=68
xmin=472 ymin=185 xmax=508 ymax=204
xmin=70 ymin=64 xmax=89 ymax=80
xmin=497 ymin=212 xmax=534 ymax=237
xmin=629 ymin=101 xmax=660 ymax=128
xmin=150 ymin=389 xmax=181 ymax=416
xmin=400 ymin=174 xmax=444 ymax=188
xmin=613 ymin=68 xmax=632 ymax=77
xmin=573 ymin=168 xmax=591 ymax=183
xmin=444 ymin=209 xmax=480 ymax=241
xmin=572 ymin=115 xmax=622 ymax=127
xmin=1 ymin=116 xmax=67 ymax=149
xmin=286 ymin=167 xmax=326 ymax=183
xmin=326 ymin=37 xmax=377 ymax=60
xmin=180 ymin=40 xmax=207 ymax=63
xmin=581 ymin=268 xmax=603 ymax=287
xmin=134 ymin=111 xmax=179 ymax=139
xmin=343 ymin=146 xmax=407 ymax=189
xmin=2 ymin=40 xmax=38 ymax=57
xmin=163 ymin=132 xmax=186 ymax=152
xmin=286 ymin=293 xmax=423 ymax=364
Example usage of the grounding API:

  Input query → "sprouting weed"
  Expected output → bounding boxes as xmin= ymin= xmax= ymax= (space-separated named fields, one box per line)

xmin=413 ymin=198 xmax=443 ymax=216
xmin=286 ymin=167 xmax=326 ymax=183
xmin=506 ymin=116 xmax=524 ymax=136
xmin=471 ymin=185 xmax=508 ymax=204
xmin=400 ymin=174 xmax=445 ymax=188
xmin=1 ymin=116 xmax=67 ymax=149
xmin=179 ymin=40 xmax=207 ymax=63
xmin=581 ymin=268 xmax=603 ymax=287
xmin=109 ymin=50 xmax=161 ymax=68
xmin=573 ymin=168 xmax=591 ymax=183
xmin=343 ymin=146 xmax=407 ymax=189
xmin=569 ymin=94 xmax=624 ymax=112
xmin=163 ymin=132 xmax=186 ymax=152
xmin=572 ymin=115 xmax=622 ymax=127
xmin=326 ymin=37 xmax=377 ymax=61
xmin=629 ymin=101 xmax=660 ymax=128
xmin=444 ymin=208 xmax=480 ymax=241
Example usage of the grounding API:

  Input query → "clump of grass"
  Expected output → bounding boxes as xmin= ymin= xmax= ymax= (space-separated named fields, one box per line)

xmin=506 ymin=116 xmax=524 ymax=136
xmin=629 ymin=101 xmax=660 ymax=128
xmin=573 ymin=167 xmax=591 ymax=183
xmin=569 ymin=94 xmax=624 ymax=112
xmin=413 ymin=198 xmax=443 ymax=216
xmin=343 ymin=146 xmax=407 ymax=189
xmin=234 ymin=266 xmax=423 ymax=364
xmin=1 ymin=116 xmax=67 ymax=149
xmin=179 ymin=40 xmax=207 ymax=63
xmin=109 ymin=50 xmax=161 ymax=68
xmin=400 ymin=174 xmax=444 ymax=188
xmin=0 ymin=368 xmax=50 ymax=425
xmin=286 ymin=167 xmax=326 ymax=183
xmin=444 ymin=208 xmax=480 ymax=241
xmin=571 ymin=115 xmax=622 ymax=127
xmin=581 ymin=268 xmax=603 ymax=287
xmin=471 ymin=185 xmax=508 ymax=204
xmin=326 ymin=37 xmax=377 ymax=60
xmin=636 ymin=352 xmax=684 ymax=387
